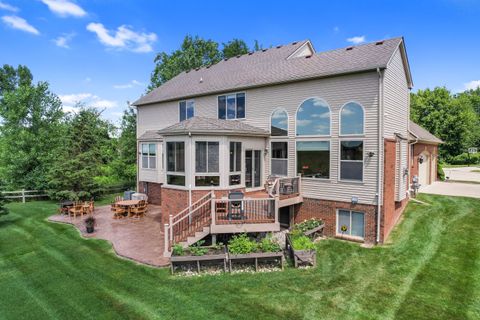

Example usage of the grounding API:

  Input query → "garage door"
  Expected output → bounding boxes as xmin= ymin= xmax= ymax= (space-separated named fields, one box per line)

xmin=418 ymin=152 xmax=430 ymax=186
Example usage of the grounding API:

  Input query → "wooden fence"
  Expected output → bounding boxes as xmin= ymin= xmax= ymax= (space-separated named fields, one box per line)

xmin=2 ymin=190 xmax=49 ymax=203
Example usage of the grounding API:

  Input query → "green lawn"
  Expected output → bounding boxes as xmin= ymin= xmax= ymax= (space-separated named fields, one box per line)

xmin=1 ymin=194 xmax=479 ymax=320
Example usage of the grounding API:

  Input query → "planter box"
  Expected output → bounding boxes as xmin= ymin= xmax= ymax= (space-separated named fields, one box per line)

xmin=170 ymin=246 xmax=227 ymax=274
xmin=286 ymin=234 xmax=317 ymax=268
xmin=227 ymin=250 xmax=284 ymax=272
xmin=303 ymin=224 xmax=324 ymax=237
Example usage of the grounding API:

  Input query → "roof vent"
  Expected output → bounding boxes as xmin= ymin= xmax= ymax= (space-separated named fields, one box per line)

xmin=206 ymin=65 xmax=211 ymax=69
xmin=195 ymin=67 xmax=200 ymax=71
xmin=375 ymin=41 xmax=384 ymax=45
xmin=276 ymin=45 xmax=282 ymax=49
xmin=305 ymin=55 xmax=312 ymax=59
xmin=224 ymin=58 xmax=229 ymax=61
xmin=292 ymin=41 xmax=298 ymax=45
xmin=346 ymin=46 xmax=354 ymax=51
xmin=199 ymin=77 xmax=203 ymax=83
xmin=248 ymin=52 xmax=253 ymax=55
xmin=236 ymin=55 xmax=241 ymax=58
xmin=262 ymin=48 xmax=267 ymax=52
xmin=186 ymin=70 xmax=190 ymax=73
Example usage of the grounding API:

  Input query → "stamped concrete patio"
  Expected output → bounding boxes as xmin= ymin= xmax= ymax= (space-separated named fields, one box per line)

xmin=49 ymin=204 xmax=169 ymax=267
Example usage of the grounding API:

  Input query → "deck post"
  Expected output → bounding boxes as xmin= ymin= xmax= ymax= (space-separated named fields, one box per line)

xmin=210 ymin=193 xmax=216 ymax=226
xmin=274 ymin=196 xmax=280 ymax=224
xmin=164 ymin=223 xmax=170 ymax=254
xmin=169 ymin=214 xmax=173 ymax=244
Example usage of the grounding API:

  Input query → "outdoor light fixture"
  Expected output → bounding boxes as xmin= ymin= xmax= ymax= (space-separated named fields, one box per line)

xmin=368 ymin=152 xmax=375 ymax=158
xmin=418 ymin=155 xmax=424 ymax=164
xmin=351 ymin=196 xmax=359 ymax=205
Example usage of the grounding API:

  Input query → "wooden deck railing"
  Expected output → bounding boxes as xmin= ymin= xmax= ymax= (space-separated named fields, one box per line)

xmin=269 ymin=176 xmax=301 ymax=197
xmin=213 ymin=198 xmax=276 ymax=225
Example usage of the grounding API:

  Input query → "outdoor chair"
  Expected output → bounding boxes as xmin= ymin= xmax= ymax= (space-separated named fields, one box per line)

xmin=87 ymin=201 xmax=95 ymax=215
xmin=113 ymin=206 xmax=127 ymax=219
xmin=228 ymin=191 xmax=245 ymax=221
xmin=115 ymin=196 xmax=123 ymax=203
xmin=130 ymin=200 xmax=147 ymax=218
xmin=68 ymin=203 xmax=84 ymax=218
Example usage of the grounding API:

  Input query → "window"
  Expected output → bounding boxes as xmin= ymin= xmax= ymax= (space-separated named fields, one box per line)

xmin=296 ymin=98 xmax=330 ymax=136
xmin=340 ymin=102 xmax=364 ymax=135
xmin=296 ymin=141 xmax=330 ymax=179
xmin=229 ymin=142 xmax=242 ymax=185
xmin=218 ymin=93 xmax=245 ymax=119
xmin=179 ymin=100 xmax=195 ymax=122
xmin=337 ymin=210 xmax=365 ymax=239
xmin=195 ymin=141 xmax=220 ymax=186
xmin=166 ymin=142 xmax=185 ymax=186
xmin=141 ymin=143 xmax=156 ymax=169
xmin=271 ymin=142 xmax=288 ymax=176
xmin=271 ymin=109 xmax=288 ymax=136
xmin=340 ymin=141 xmax=363 ymax=181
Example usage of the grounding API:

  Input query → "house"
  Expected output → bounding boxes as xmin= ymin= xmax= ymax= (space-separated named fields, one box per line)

xmin=408 ymin=120 xmax=443 ymax=187
xmin=133 ymin=37 xmax=433 ymax=254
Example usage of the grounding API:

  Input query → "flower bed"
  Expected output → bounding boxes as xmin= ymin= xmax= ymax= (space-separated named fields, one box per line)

xmin=227 ymin=234 xmax=284 ymax=272
xmin=170 ymin=242 xmax=227 ymax=274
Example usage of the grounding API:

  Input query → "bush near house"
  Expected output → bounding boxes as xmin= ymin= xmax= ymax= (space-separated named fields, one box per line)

xmin=449 ymin=152 xmax=480 ymax=165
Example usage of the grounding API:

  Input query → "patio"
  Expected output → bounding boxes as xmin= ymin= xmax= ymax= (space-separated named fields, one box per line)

xmin=49 ymin=204 xmax=169 ymax=267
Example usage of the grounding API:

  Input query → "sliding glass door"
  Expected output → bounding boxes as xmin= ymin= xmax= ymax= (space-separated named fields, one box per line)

xmin=245 ymin=150 xmax=261 ymax=188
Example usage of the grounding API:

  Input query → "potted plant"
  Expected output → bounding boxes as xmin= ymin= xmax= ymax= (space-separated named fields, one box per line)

xmin=84 ymin=216 xmax=96 ymax=233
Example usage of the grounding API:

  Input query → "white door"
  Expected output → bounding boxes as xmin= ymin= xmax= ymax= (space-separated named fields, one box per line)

xmin=418 ymin=152 xmax=430 ymax=186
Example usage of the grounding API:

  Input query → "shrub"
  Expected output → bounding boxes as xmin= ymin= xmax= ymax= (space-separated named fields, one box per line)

xmin=77 ymin=191 xmax=92 ymax=201
xmin=228 ymin=234 xmax=258 ymax=254
xmin=259 ymin=236 xmax=281 ymax=253
xmin=188 ymin=240 xmax=208 ymax=256
xmin=291 ymin=235 xmax=316 ymax=251
xmin=449 ymin=152 xmax=480 ymax=165
xmin=172 ymin=244 xmax=184 ymax=256
xmin=437 ymin=162 xmax=445 ymax=181
xmin=51 ymin=190 xmax=78 ymax=201
xmin=293 ymin=218 xmax=323 ymax=233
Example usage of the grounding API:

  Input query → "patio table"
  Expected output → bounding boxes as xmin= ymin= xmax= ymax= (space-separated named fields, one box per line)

xmin=116 ymin=200 xmax=141 ymax=216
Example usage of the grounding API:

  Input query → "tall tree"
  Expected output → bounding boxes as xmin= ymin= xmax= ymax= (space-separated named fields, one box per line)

xmin=410 ymin=87 xmax=477 ymax=160
xmin=48 ymin=107 xmax=114 ymax=198
xmin=0 ymin=183 xmax=8 ymax=216
xmin=0 ymin=65 xmax=65 ymax=190
xmin=222 ymin=39 xmax=249 ymax=58
xmin=148 ymin=35 xmax=221 ymax=91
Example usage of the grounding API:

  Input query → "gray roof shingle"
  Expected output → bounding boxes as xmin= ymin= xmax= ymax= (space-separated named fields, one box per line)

xmin=134 ymin=37 xmax=407 ymax=106
xmin=409 ymin=121 xmax=443 ymax=144
xmin=138 ymin=130 xmax=163 ymax=141
xmin=157 ymin=116 xmax=269 ymax=136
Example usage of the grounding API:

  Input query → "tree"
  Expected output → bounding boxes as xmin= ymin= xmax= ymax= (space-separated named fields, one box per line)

xmin=456 ymin=87 xmax=480 ymax=148
xmin=253 ymin=40 xmax=263 ymax=51
xmin=47 ymin=107 xmax=114 ymax=199
xmin=0 ymin=65 xmax=65 ymax=190
xmin=0 ymin=184 xmax=8 ymax=216
xmin=222 ymin=39 xmax=249 ymax=58
xmin=148 ymin=35 xmax=222 ymax=91
xmin=110 ymin=106 xmax=137 ymax=187
xmin=410 ymin=87 xmax=477 ymax=160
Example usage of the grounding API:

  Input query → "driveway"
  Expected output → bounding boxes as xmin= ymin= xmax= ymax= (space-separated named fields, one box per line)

xmin=443 ymin=166 xmax=480 ymax=183
xmin=420 ymin=181 xmax=480 ymax=199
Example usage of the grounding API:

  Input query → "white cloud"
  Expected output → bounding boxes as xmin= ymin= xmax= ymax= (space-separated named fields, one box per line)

xmin=53 ymin=33 xmax=75 ymax=48
xmin=464 ymin=80 xmax=480 ymax=91
xmin=86 ymin=22 xmax=157 ymax=53
xmin=113 ymin=79 xmax=144 ymax=89
xmin=346 ymin=35 xmax=366 ymax=45
xmin=0 ymin=1 xmax=18 ymax=12
xmin=59 ymin=93 xmax=118 ymax=112
xmin=41 ymin=0 xmax=86 ymax=17
xmin=296 ymin=119 xmax=312 ymax=126
xmin=1 ymin=15 xmax=39 ymax=35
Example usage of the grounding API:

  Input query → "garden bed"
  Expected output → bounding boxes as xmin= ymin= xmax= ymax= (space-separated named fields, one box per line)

xmin=170 ymin=246 xmax=227 ymax=274
xmin=228 ymin=251 xmax=284 ymax=272
xmin=286 ymin=234 xmax=316 ymax=268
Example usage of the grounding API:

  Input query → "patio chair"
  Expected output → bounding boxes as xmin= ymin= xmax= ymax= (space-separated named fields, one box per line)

xmin=228 ymin=191 xmax=245 ymax=221
xmin=87 ymin=201 xmax=95 ymax=215
xmin=130 ymin=200 xmax=147 ymax=218
xmin=69 ymin=203 xmax=84 ymax=218
xmin=115 ymin=196 xmax=123 ymax=203
xmin=113 ymin=205 xmax=127 ymax=219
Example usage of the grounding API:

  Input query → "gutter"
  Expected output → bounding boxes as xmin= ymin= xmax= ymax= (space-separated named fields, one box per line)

xmin=376 ymin=67 xmax=384 ymax=244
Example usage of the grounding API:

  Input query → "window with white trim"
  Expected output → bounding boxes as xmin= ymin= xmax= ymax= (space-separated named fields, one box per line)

xmin=166 ymin=142 xmax=185 ymax=186
xmin=195 ymin=141 xmax=220 ymax=186
xmin=340 ymin=141 xmax=363 ymax=181
xmin=271 ymin=141 xmax=288 ymax=176
xmin=218 ymin=93 xmax=245 ymax=119
xmin=229 ymin=142 xmax=242 ymax=185
xmin=141 ymin=143 xmax=156 ymax=169
xmin=271 ymin=109 xmax=288 ymax=136
xmin=337 ymin=209 xmax=365 ymax=239
xmin=179 ymin=100 xmax=195 ymax=122
xmin=296 ymin=141 xmax=330 ymax=179
xmin=296 ymin=97 xmax=330 ymax=136
xmin=340 ymin=102 xmax=364 ymax=135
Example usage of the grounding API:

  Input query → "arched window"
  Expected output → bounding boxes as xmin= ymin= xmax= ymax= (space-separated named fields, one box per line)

xmin=296 ymin=98 xmax=330 ymax=136
xmin=340 ymin=102 xmax=364 ymax=135
xmin=271 ymin=109 xmax=288 ymax=136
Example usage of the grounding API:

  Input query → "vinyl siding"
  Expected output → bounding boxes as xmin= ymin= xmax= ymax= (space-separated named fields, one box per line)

xmin=383 ymin=47 xmax=410 ymax=201
xmin=138 ymin=143 xmax=164 ymax=183
xmin=137 ymin=71 xmax=381 ymax=205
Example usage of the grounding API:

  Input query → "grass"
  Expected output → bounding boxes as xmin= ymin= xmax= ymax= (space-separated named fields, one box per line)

xmin=1 ymin=194 xmax=479 ymax=319
xmin=442 ymin=164 xmax=480 ymax=168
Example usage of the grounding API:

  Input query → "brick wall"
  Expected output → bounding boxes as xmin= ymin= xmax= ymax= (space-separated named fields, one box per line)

xmin=137 ymin=182 xmax=162 ymax=205
xmin=294 ymin=198 xmax=378 ymax=244
xmin=382 ymin=139 xmax=409 ymax=242
xmin=410 ymin=143 xmax=439 ymax=185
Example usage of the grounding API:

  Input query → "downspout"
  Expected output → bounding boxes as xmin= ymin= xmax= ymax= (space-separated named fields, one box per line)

xmin=134 ymin=105 xmax=139 ymax=192
xmin=188 ymin=131 xmax=193 ymax=223
xmin=376 ymin=68 xmax=384 ymax=244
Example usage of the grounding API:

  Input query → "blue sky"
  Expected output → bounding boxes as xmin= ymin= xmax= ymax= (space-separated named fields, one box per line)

xmin=1 ymin=0 xmax=479 ymax=124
